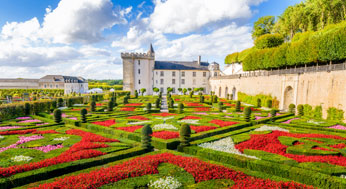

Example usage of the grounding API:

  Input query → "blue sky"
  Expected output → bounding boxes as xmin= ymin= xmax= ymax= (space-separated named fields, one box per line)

xmin=0 ymin=0 xmax=301 ymax=79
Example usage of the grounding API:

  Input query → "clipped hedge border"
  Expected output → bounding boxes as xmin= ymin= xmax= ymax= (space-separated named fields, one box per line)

xmin=181 ymin=146 xmax=346 ymax=188
xmin=79 ymin=121 xmax=253 ymax=150
xmin=0 ymin=147 xmax=147 ymax=188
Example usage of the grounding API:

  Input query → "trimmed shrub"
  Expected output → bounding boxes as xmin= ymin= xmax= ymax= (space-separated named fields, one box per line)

xmin=155 ymin=98 xmax=160 ymax=109
xmin=235 ymin=101 xmax=241 ymax=112
xmin=218 ymin=102 xmax=223 ymax=112
xmin=297 ymin=104 xmax=304 ymax=116
xmin=178 ymin=103 xmax=184 ymax=114
xmin=57 ymin=98 xmax=64 ymax=107
xmin=289 ymin=104 xmax=296 ymax=114
xmin=123 ymin=96 xmax=129 ymax=104
xmin=141 ymin=124 xmax=153 ymax=151
xmin=146 ymin=103 xmax=152 ymax=113
xmin=134 ymin=90 xmax=138 ymax=98
xmin=24 ymin=103 xmax=31 ymax=115
xmin=107 ymin=101 xmax=114 ymax=111
xmin=200 ymin=95 xmax=205 ymax=103
xmin=244 ymin=107 xmax=252 ymax=122
xmin=53 ymin=109 xmax=62 ymax=123
xmin=169 ymin=98 xmax=174 ymax=108
xmin=90 ymin=101 xmax=96 ymax=112
xmin=313 ymin=105 xmax=323 ymax=119
xmin=327 ymin=107 xmax=345 ymax=121
xmin=81 ymin=108 xmax=87 ymax=123
xmin=179 ymin=124 xmax=191 ymax=147
xmin=254 ymin=33 xmax=284 ymax=49
xmin=67 ymin=98 xmax=73 ymax=108
xmin=266 ymin=99 xmax=272 ymax=108
xmin=213 ymin=95 xmax=218 ymax=103
xmin=271 ymin=109 xmax=278 ymax=122
xmin=256 ymin=98 xmax=261 ymax=108
xmin=189 ymin=91 xmax=194 ymax=98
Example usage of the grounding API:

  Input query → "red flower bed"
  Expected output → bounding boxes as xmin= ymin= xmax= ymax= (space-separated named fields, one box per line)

xmin=32 ymin=153 xmax=312 ymax=189
xmin=312 ymin=146 xmax=335 ymax=151
xmin=71 ymin=108 xmax=90 ymax=111
xmin=125 ymin=103 xmax=143 ymax=106
xmin=126 ymin=115 xmax=149 ymax=120
xmin=116 ymin=125 xmax=143 ymax=133
xmin=182 ymin=116 xmax=201 ymax=120
xmin=96 ymin=103 xmax=103 ymax=106
xmin=235 ymin=131 xmax=346 ymax=167
xmin=175 ymin=99 xmax=180 ymax=101
xmin=224 ymin=103 xmax=235 ymax=107
xmin=151 ymin=113 xmax=177 ymax=117
xmin=0 ymin=129 xmax=118 ymax=177
xmin=0 ymin=129 xmax=36 ymax=135
xmin=92 ymin=119 xmax=116 ymax=127
xmin=209 ymin=120 xmax=239 ymax=127
xmin=329 ymin=143 xmax=346 ymax=149
xmin=185 ymin=102 xmax=203 ymax=107
xmin=220 ymin=99 xmax=227 ymax=102
xmin=194 ymin=107 xmax=210 ymax=112
xmin=151 ymin=131 xmax=179 ymax=139
xmin=190 ymin=126 xmax=217 ymax=133
xmin=120 ymin=107 xmax=136 ymax=111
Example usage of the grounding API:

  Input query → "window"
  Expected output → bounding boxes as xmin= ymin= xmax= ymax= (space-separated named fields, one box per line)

xmin=44 ymin=84 xmax=47 ymax=88
xmin=172 ymin=79 xmax=175 ymax=84
xmin=182 ymin=79 xmax=185 ymax=84
xmin=172 ymin=71 xmax=176 ymax=77
xmin=156 ymin=71 xmax=158 ymax=75
xmin=160 ymin=71 xmax=164 ymax=76
xmin=160 ymin=88 xmax=164 ymax=93
xmin=193 ymin=79 xmax=196 ymax=85
xmin=56 ymin=85 xmax=58 ymax=88
xmin=138 ymin=69 xmax=140 ymax=74
xmin=138 ymin=60 xmax=140 ymax=65
xmin=160 ymin=79 xmax=164 ymax=84
xmin=193 ymin=72 xmax=196 ymax=77
xmin=138 ymin=80 xmax=141 ymax=84
xmin=214 ymin=72 xmax=217 ymax=77
xmin=50 ymin=84 xmax=52 ymax=88
xmin=203 ymin=72 xmax=206 ymax=77
xmin=172 ymin=88 xmax=175 ymax=93
xmin=203 ymin=88 xmax=206 ymax=93
xmin=156 ymin=80 xmax=158 ymax=84
xmin=182 ymin=71 xmax=185 ymax=77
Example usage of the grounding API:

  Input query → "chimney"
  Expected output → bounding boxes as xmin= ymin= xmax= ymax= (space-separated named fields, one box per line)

xmin=197 ymin=55 xmax=201 ymax=65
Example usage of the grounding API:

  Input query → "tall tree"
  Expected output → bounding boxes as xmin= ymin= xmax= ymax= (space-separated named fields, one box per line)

xmin=252 ymin=16 xmax=275 ymax=39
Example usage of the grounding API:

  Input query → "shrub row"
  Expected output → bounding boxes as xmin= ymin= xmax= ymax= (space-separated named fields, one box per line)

xmin=237 ymin=92 xmax=279 ymax=108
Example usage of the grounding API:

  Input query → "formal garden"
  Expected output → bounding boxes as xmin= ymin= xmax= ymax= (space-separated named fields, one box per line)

xmin=0 ymin=90 xmax=344 ymax=188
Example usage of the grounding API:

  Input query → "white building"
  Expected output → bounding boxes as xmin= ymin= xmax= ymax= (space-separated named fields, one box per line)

xmin=121 ymin=44 xmax=221 ymax=95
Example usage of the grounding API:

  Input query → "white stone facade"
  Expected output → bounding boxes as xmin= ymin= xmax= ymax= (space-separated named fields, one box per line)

xmin=122 ymin=44 xmax=220 ymax=95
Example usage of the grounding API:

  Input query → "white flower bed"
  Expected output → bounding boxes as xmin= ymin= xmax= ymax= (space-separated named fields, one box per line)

xmin=307 ymin=120 xmax=325 ymax=125
xmin=128 ymin=121 xmax=152 ymax=125
xmin=155 ymin=117 xmax=175 ymax=121
xmin=53 ymin=137 xmax=70 ymax=141
xmin=0 ymin=136 xmax=4 ymax=139
xmin=148 ymin=176 xmax=182 ymax=189
xmin=254 ymin=125 xmax=289 ymax=132
xmin=199 ymin=137 xmax=258 ymax=159
xmin=261 ymin=107 xmax=271 ymax=111
xmin=178 ymin=119 xmax=199 ymax=124
xmin=73 ymin=104 xmax=84 ymax=106
xmin=58 ymin=107 xmax=68 ymax=110
xmin=11 ymin=155 xmax=33 ymax=162
xmin=340 ymin=175 xmax=346 ymax=179
xmin=152 ymin=124 xmax=177 ymax=131
xmin=242 ymin=102 xmax=254 ymax=107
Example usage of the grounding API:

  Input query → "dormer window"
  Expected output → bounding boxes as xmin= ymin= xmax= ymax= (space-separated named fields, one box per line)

xmin=138 ymin=60 xmax=140 ymax=65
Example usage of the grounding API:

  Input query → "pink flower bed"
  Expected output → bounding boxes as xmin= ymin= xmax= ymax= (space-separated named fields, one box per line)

xmin=18 ymin=119 xmax=42 ymax=123
xmin=328 ymin=125 xmax=346 ymax=130
xmin=68 ymin=117 xmax=78 ymax=120
xmin=0 ymin=135 xmax=44 ymax=153
xmin=0 ymin=126 xmax=23 ymax=130
xmin=281 ymin=117 xmax=300 ymax=124
xmin=32 ymin=144 xmax=64 ymax=153
xmin=193 ymin=112 xmax=208 ymax=115
xmin=182 ymin=116 xmax=201 ymax=120
xmin=16 ymin=117 xmax=31 ymax=120
xmin=36 ymin=123 xmax=49 ymax=126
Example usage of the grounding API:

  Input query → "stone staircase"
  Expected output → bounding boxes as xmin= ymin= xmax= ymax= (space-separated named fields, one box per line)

xmin=160 ymin=96 xmax=169 ymax=113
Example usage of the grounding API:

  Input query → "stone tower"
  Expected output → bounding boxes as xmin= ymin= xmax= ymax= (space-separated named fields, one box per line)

xmin=121 ymin=44 xmax=155 ymax=95
xmin=208 ymin=62 xmax=221 ymax=77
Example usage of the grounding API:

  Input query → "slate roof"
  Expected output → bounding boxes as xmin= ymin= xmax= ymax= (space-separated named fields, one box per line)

xmin=154 ymin=61 xmax=209 ymax=70
xmin=39 ymin=75 xmax=86 ymax=83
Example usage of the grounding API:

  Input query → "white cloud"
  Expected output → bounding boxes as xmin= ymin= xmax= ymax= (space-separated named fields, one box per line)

xmin=150 ymin=0 xmax=266 ymax=34
xmin=41 ymin=0 xmax=126 ymax=44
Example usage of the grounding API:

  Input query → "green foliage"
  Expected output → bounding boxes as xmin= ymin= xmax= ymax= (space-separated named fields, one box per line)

xmin=179 ymin=124 xmax=191 ymax=147
xmin=134 ymin=90 xmax=138 ymax=98
xmin=81 ymin=108 xmax=87 ymax=123
xmin=297 ymin=104 xmax=304 ymax=116
xmin=53 ymin=109 xmax=62 ymax=123
xmin=266 ymin=99 xmax=273 ymax=108
xmin=235 ymin=101 xmax=241 ymax=112
xmin=57 ymin=98 xmax=64 ymax=108
xmin=155 ymin=98 xmax=160 ymax=109
xmin=218 ymin=102 xmax=223 ymax=112
xmin=153 ymin=87 xmax=159 ymax=93
xmin=252 ymin=16 xmax=275 ymax=39
xmin=146 ymin=103 xmax=152 ymax=113
xmin=24 ymin=103 xmax=31 ymax=115
xmin=238 ymin=92 xmax=279 ymax=108
xmin=254 ymin=34 xmax=284 ymax=49
xmin=244 ymin=107 xmax=252 ymax=122
xmin=189 ymin=91 xmax=194 ymax=98
xmin=303 ymin=104 xmax=313 ymax=118
xmin=327 ymin=107 xmax=344 ymax=121
xmin=123 ymin=96 xmax=129 ymax=104
xmin=107 ymin=100 xmax=114 ymax=111
xmin=67 ymin=98 xmax=73 ymax=108
xmin=200 ymin=95 xmax=204 ymax=103
xmin=313 ymin=105 xmax=323 ymax=120
xmin=289 ymin=104 xmax=296 ymax=114
xmin=178 ymin=103 xmax=184 ymax=114
xmin=270 ymin=109 xmax=278 ymax=121
xmin=213 ymin=95 xmax=218 ymax=103
xmin=90 ymin=101 xmax=96 ymax=112
xmin=256 ymin=98 xmax=261 ymax=108
xmin=141 ymin=125 xmax=153 ymax=151
xmin=140 ymin=88 xmax=146 ymax=96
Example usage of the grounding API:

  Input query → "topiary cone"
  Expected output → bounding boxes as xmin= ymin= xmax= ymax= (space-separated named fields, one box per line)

xmin=141 ymin=124 xmax=153 ymax=151
xmin=179 ymin=123 xmax=191 ymax=147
